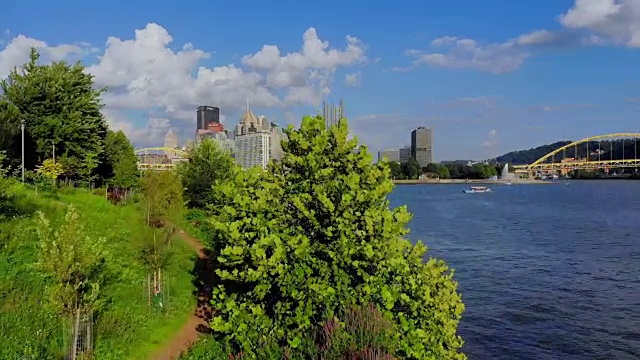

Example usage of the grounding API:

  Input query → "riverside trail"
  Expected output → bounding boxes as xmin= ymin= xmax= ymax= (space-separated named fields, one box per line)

xmin=152 ymin=229 xmax=214 ymax=360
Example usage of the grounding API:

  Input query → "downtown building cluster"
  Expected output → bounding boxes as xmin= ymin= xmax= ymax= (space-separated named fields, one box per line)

xmin=377 ymin=127 xmax=433 ymax=167
xmin=161 ymin=101 xmax=349 ymax=170
xmin=163 ymin=104 xmax=284 ymax=170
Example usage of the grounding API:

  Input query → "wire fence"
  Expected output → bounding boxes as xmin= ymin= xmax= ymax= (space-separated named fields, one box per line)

xmin=146 ymin=269 xmax=172 ymax=312
xmin=62 ymin=308 xmax=93 ymax=360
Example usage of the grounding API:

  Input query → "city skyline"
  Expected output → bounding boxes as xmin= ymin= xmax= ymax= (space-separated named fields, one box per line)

xmin=2 ymin=1 xmax=640 ymax=160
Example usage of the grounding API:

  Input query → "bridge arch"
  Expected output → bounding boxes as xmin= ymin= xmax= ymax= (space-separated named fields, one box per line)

xmin=134 ymin=147 xmax=189 ymax=158
xmin=527 ymin=132 xmax=640 ymax=169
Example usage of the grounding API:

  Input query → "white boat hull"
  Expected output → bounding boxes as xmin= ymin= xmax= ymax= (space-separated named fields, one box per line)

xmin=463 ymin=189 xmax=492 ymax=193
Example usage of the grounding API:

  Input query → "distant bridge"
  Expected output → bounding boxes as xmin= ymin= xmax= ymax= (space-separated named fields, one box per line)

xmin=512 ymin=133 xmax=640 ymax=178
xmin=135 ymin=147 xmax=188 ymax=170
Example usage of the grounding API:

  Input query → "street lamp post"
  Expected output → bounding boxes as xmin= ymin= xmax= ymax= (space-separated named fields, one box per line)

xmin=21 ymin=119 xmax=25 ymax=182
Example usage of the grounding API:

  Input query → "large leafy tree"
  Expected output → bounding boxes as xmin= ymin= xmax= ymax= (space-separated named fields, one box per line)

xmin=209 ymin=116 xmax=465 ymax=359
xmin=0 ymin=48 xmax=108 ymax=181
xmin=101 ymin=130 xmax=139 ymax=188
xmin=177 ymin=138 xmax=235 ymax=210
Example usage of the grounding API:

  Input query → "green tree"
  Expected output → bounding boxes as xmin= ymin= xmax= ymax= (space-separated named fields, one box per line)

xmin=140 ymin=170 xmax=184 ymax=228
xmin=0 ymin=48 xmax=108 ymax=181
xmin=102 ymin=130 xmax=139 ymax=188
xmin=0 ymin=151 xmax=9 ymax=178
xmin=386 ymin=161 xmax=404 ymax=179
xmin=0 ymin=101 xmax=21 ymax=169
xmin=401 ymin=157 xmax=421 ymax=179
xmin=209 ymin=116 xmax=465 ymax=359
xmin=424 ymin=163 xmax=439 ymax=174
xmin=177 ymin=138 xmax=235 ymax=210
xmin=140 ymin=225 xmax=175 ymax=308
xmin=36 ymin=158 xmax=64 ymax=180
xmin=35 ymin=206 xmax=107 ymax=359
xmin=139 ymin=170 xmax=184 ymax=309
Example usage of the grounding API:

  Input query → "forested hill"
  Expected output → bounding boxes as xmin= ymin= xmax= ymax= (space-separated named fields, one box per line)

xmin=495 ymin=141 xmax=571 ymax=164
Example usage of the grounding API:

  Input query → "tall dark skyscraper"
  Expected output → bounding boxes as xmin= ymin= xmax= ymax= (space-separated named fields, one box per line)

xmin=196 ymin=106 xmax=220 ymax=130
xmin=411 ymin=127 xmax=433 ymax=167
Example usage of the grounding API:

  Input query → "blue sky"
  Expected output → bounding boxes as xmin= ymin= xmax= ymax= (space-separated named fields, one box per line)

xmin=2 ymin=0 xmax=640 ymax=160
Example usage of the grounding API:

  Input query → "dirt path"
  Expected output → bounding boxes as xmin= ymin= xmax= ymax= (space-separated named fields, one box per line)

xmin=151 ymin=229 xmax=214 ymax=360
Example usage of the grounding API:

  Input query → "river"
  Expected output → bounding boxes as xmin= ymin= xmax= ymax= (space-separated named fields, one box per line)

xmin=389 ymin=181 xmax=640 ymax=360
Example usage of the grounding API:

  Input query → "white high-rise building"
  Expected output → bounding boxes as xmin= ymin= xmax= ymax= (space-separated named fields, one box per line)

xmin=235 ymin=132 xmax=270 ymax=169
xmin=269 ymin=123 xmax=285 ymax=161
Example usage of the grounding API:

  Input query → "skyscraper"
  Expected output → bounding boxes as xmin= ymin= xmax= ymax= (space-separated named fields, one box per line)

xmin=269 ymin=123 xmax=285 ymax=161
xmin=235 ymin=133 xmax=270 ymax=169
xmin=235 ymin=101 xmax=269 ymax=136
xmin=411 ymin=127 xmax=433 ymax=167
xmin=377 ymin=148 xmax=400 ymax=163
xmin=164 ymin=129 xmax=178 ymax=149
xmin=399 ymin=146 xmax=412 ymax=163
xmin=322 ymin=99 xmax=345 ymax=129
xmin=196 ymin=106 xmax=220 ymax=130
xmin=234 ymin=100 xmax=270 ymax=169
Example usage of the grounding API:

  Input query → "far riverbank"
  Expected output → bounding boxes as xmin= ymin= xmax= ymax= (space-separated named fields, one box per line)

xmin=392 ymin=179 xmax=550 ymax=185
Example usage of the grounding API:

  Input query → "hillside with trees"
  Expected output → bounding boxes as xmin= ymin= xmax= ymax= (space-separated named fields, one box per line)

xmin=495 ymin=138 xmax=640 ymax=165
xmin=0 ymin=49 xmax=198 ymax=359
xmin=494 ymin=141 xmax=571 ymax=165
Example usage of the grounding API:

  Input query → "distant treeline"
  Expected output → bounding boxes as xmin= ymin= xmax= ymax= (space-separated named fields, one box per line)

xmin=495 ymin=139 xmax=640 ymax=165
xmin=387 ymin=158 xmax=500 ymax=180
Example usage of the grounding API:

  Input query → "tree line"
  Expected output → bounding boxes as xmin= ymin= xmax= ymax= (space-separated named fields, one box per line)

xmin=0 ymin=49 xmax=138 ymax=189
xmin=387 ymin=157 xmax=499 ymax=180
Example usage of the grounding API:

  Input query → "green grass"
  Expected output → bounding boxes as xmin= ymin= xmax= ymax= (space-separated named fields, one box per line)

xmin=0 ymin=181 xmax=196 ymax=359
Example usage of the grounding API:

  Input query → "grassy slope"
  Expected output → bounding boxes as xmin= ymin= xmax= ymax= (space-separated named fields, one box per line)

xmin=0 ymin=182 xmax=195 ymax=359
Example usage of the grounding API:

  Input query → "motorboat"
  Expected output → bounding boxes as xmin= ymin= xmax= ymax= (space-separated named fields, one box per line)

xmin=463 ymin=186 xmax=492 ymax=194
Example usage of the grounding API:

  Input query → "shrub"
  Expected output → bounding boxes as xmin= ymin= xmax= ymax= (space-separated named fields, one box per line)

xmin=208 ymin=116 xmax=465 ymax=359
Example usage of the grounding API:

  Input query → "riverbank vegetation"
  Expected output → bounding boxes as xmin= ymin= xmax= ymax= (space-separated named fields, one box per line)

xmin=387 ymin=157 xmax=499 ymax=180
xmin=179 ymin=116 xmax=466 ymax=359
xmin=0 ymin=48 xmax=196 ymax=359
xmin=0 ymin=179 xmax=195 ymax=359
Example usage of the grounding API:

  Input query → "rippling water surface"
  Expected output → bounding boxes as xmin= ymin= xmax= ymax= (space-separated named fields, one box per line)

xmin=389 ymin=181 xmax=640 ymax=360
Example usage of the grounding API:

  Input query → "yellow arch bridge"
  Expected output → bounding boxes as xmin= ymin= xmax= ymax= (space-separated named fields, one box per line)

xmin=135 ymin=147 xmax=189 ymax=170
xmin=512 ymin=133 xmax=640 ymax=178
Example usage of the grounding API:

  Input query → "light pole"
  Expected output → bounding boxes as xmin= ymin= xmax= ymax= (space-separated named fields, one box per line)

xmin=21 ymin=119 xmax=25 ymax=182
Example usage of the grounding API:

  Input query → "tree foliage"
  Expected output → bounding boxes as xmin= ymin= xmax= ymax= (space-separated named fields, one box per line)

xmin=495 ymin=141 xmax=571 ymax=165
xmin=102 ymin=130 xmax=139 ymax=188
xmin=35 ymin=206 xmax=107 ymax=315
xmin=0 ymin=48 xmax=108 ymax=181
xmin=444 ymin=163 xmax=497 ymax=179
xmin=140 ymin=170 xmax=184 ymax=228
xmin=209 ymin=116 xmax=465 ymax=359
xmin=36 ymin=158 xmax=64 ymax=180
xmin=177 ymin=138 xmax=236 ymax=210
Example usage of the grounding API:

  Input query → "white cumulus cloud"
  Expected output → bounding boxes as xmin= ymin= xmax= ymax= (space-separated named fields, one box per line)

xmin=343 ymin=71 xmax=362 ymax=87
xmin=398 ymin=0 xmax=640 ymax=73
xmin=0 ymin=23 xmax=367 ymax=146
